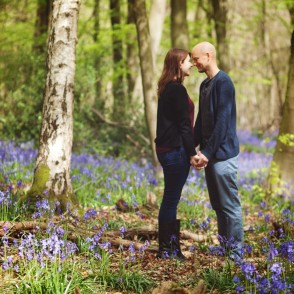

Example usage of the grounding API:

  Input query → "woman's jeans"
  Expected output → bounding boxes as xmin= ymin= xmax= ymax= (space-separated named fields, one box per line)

xmin=205 ymin=156 xmax=244 ymax=258
xmin=157 ymin=147 xmax=190 ymax=223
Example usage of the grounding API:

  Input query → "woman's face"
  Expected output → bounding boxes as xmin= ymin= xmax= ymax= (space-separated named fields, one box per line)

xmin=180 ymin=55 xmax=193 ymax=78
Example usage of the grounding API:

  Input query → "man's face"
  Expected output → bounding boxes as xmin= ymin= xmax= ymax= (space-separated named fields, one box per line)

xmin=191 ymin=48 xmax=208 ymax=73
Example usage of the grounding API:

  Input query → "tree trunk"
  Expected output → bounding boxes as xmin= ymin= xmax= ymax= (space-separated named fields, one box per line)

xmin=110 ymin=0 xmax=125 ymax=120
xmin=131 ymin=0 xmax=166 ymax=103
xmin=93 ymin=0 xmax=102 ymax=105
xmin=149 ymin=0 xmax=166 ymax=60
xmin=33 ymin=0 xmax=51 ymax=54
xmin=27 ymin=0 xmax=80 ymax=211
xmin=171 ymin=0 xmax=189 ymax=49
xmin=210 ymin=0 xmax=230 ymax=72
xmin=130 ymin=0 xmax=159 ymax=169
xmin=126 ymin=0 xmax=138 ymax=101
xmin=269 ymin=22 xmax=294 ymax=193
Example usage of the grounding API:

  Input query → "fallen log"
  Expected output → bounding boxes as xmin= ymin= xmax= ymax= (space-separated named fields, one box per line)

xmin=0 ymin=221 xmax=217 ymax=246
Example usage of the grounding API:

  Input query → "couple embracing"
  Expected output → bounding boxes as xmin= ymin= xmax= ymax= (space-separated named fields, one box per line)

xmin=155 ymin=41 xmax=243 ymax=262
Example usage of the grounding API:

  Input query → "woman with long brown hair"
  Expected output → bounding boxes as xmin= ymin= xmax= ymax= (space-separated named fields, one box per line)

xmin=155 ymin=48 xmax=197 ymax=261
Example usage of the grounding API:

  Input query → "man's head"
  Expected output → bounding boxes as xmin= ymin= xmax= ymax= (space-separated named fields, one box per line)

xmin=191 ymin=42 xmax=217 ymax=74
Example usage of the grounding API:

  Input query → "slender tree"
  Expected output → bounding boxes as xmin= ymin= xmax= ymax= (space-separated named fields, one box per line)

xmin=33 ymin=0 xmax=51 ymax=55
xmin=130 ymin=0 xmax=159 ymax=168
xmin=93 ymin=0 xmax=102 ymax=103
xmin=171 ymin=0 xmax=189 ymax=49
xmin=126 ymin=0 xmax=138 ymax=100
xmin=149 ymin=0 xmax=166 ymax=60
xmin=210 ymin=0 xmax=230 ymax=72
xmin=269 ymin=4 xmax=294 ymax=193
xmin=27 ymin=0 xmax=81 ymax=211
xmin=110 ymin=0 xmax=125 ymax=120
xmin=131 ymin=0 xmax=166 ymax=102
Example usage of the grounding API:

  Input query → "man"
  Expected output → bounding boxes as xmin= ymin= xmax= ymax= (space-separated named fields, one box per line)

xmin=191 ymin=41 xmax=243 ymax=261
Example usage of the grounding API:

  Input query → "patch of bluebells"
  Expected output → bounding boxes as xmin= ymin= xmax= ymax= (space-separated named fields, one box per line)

xmin=232 ymin=237 xmax=294 ymax=293
xmin=0 ymin=141 xmax=37 ymax=180
xmin=1 ymin=223 xmax=78 ymax=272
xmin=70 ymin=152 xmax=157 ymax=195
xmin=237 ymin=129 xmax=277 ymax=150
xmin=0 ymin=189 xmax=10 ymax=205
xmin=234 ymin=260 xmax=294 ymax=293
xmin=199 ymin=217 xmax=211 ymax=231
xmin=85 ymin=222 xmax=112 ymax=259
xmin=84 ymin=208 xmax=98 ymax=220
xmin=32 ymin=198 xmax=55 ymax=219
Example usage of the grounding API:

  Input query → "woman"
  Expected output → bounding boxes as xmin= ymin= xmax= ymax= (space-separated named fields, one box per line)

xmin=155 ymin=48 xmax=197 ymax=261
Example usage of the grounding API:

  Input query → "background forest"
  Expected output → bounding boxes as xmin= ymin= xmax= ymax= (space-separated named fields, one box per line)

xmin=0 ymin=0 xmax=291 ymax=157
xmin=0 ymin=0 xmax=294 ymax=293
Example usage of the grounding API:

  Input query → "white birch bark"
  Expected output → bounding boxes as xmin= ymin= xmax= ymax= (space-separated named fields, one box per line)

xmin=29 ymin=0 xmax=80 ymax=209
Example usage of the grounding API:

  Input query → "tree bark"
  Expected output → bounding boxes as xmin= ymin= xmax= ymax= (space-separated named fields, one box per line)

xmin=27 ymin=0 xmax=80 ymax=211
xmin=149 ymin=0 xmax=166 ymax=60
xmin=171 ymin=0 xmax=189 ymax=49
xmin=126 ymin=1 xmax=138 ymax=100
xmin=93 ymin=0 xmax=102 ymax=105
xmin=110 ymin=0 xmax=125 ymax=120
xmin=210 ymin=0 xmax=230 ymax=72
xmin=131 ymin=0 xmax=166 ymax=103
xmin=33 ymin=0 xmax=51 ymax=54
xmin=130 ymin=0 xmax=159 ymax=169
xmin=269 ymin=5 xmax=294 ymax=194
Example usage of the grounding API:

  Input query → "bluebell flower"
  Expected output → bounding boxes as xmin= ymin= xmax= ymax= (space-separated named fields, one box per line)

xmin=119 ymin=226 xmax=127 ymax=234
xmin=264 ymin=214 xmax=270 ymax=223
xmin=128 ymin=242 xmax=136 ymax=254
xmin=2 ymin=261 xmax=9 ymax=270
xmin=189 ymin=245 xmax=196 ymax=252
xmin=162 ymin=251 xmax=169 ymax=259
xmin=260 ymin=201 xmax=267 ymax=209
xmin=270 ymin=263 xmax=283 ymax=275
xmin=278 ymin=240 xmax=294 ymax=261
xmin=241 ymin=244 xmax=253 ymax=255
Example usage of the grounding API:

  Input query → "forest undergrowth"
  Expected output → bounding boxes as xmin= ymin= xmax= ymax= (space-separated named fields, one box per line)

xmin=0 ymin=130 xmax=293 ymax=294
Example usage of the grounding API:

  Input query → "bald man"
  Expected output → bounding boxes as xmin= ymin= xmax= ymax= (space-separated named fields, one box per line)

xmin=191 ymin=42 xmax=244 ymax=261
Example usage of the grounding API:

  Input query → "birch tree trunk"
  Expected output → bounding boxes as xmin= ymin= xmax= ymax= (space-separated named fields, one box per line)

xmin=269 ymin=6 xmax=294 ymax=194
xmin=27 ymin=0 xmax=80 ymax=211
xmin=130 ymin=0 xmax=159 ymax=169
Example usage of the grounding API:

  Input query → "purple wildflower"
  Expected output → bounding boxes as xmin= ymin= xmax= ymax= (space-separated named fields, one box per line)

xmin=270 ymin=263 xmax=283 ymax=275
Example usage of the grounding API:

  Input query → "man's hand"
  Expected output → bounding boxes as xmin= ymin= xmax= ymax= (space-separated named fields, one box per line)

xmin=194 ymin=151 xmax=208 ymax=170
xmin=190 ymin=154 xmax=200 ymax=168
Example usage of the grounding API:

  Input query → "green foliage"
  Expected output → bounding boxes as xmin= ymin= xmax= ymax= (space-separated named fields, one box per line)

xmin=13 ymin=260 xmax=86 ymax=294
xmin=94 ymin=269 xmax=155 ymax=294
xmin=0 ymin=1 xmax=45 ymax=143
xmin=278 ymin=133 xmax=294 ymax=147
xmin=200 ymin=264 xmax=236 ymax=293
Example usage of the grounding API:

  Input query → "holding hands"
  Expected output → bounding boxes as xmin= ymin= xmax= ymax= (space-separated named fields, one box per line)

xmin=190 ymin=151 xmax=208 ymax=170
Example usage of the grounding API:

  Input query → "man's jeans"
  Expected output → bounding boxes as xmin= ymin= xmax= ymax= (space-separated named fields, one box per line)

xmin=205 ymin=155 xmax=244 ymax=257
xmin=157 ymin=147 xmax=190 ymax=223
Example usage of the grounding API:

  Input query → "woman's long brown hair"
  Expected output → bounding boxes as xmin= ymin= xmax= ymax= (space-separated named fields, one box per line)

xmin=157 ymin=48 xmax=190 ymax=97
